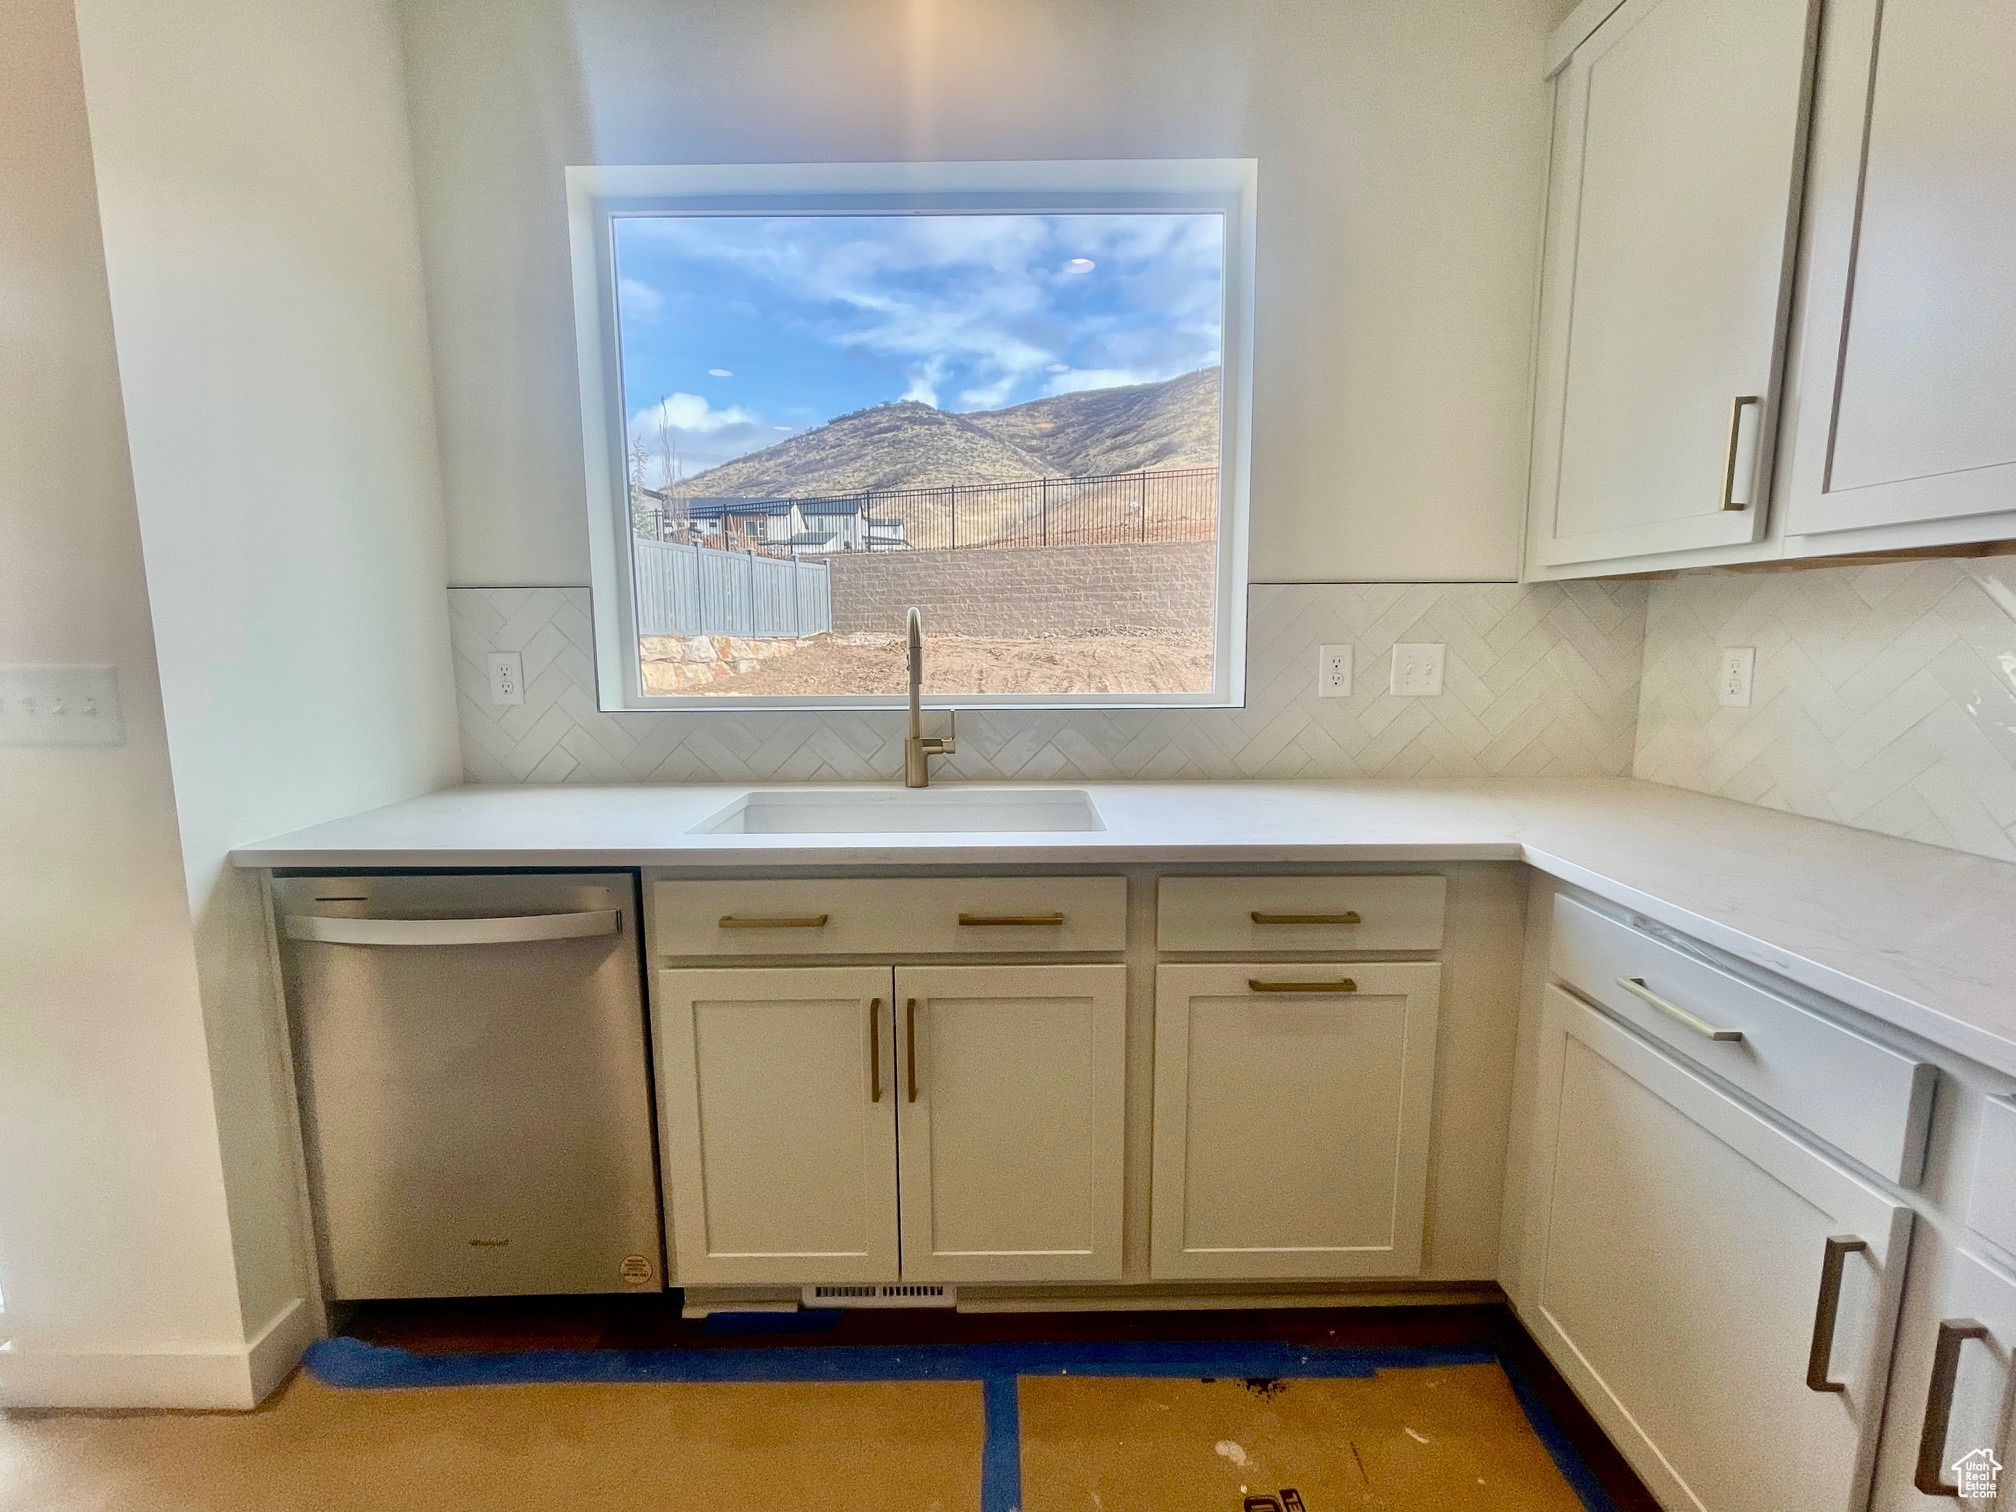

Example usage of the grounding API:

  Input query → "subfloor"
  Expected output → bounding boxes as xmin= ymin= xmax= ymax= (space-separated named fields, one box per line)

xmin=0 ymin=1301 xmax=1658 ymax=1512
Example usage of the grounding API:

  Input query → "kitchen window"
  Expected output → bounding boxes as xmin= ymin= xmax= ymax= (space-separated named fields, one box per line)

xmin=566 ymin=160 xmax=1255 ymax=711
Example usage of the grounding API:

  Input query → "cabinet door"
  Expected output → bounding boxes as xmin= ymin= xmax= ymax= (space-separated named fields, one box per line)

xmin=894 ymin=965 xmax=1126 ymax=1283
xmin=1783 ymin=0 xmax=2016 ymax=541
xmin=1527 ymin=0 xmax=1817 ymax=571
xmin=1150 ymin=962 xmax=1441 ymax=1280
xmin=655 ymin=967 xmax=896 ymax=1284
xmin=1887 ymin=1247 xmax=2016 ymax=1507
xmin=1517 ymin=986 xmax=1910 ymax=1512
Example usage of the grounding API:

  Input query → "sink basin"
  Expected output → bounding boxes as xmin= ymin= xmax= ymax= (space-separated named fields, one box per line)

xmin=691 ymin=787 xmax=1106 ymax=835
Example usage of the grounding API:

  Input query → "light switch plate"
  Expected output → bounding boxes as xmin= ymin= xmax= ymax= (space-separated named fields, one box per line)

xmin=487 ymin=652 xmax=525 ymax=706
xmin=1718 ymin=647 xmax=1756 ymax=708
xmin=1390 ymin=643 xmax=1445 ymax=697
xmin=0 ymin=665 xmax=125 ymax=746
xmin=1317 ymin=644 xmax=1353 ymax=698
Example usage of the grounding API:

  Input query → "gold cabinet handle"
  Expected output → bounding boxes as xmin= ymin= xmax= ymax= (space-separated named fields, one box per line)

xmin=717 ymin=914 xmax=829 ymax=929
xmin=1721 ymin=394 xmax=1762 ymax=511
xmin=1248 ymin=978 xmax=1357 ymax=994
xmin=957 ymin=912 xmax=1065 ymax=927
xmin=1250 ymin=911 xmax=1361 ymax=926
xmin=1915 ymin=1318 xmax=1991 ymax=1496
xmin=905 ymin=998 xmax=920 ymax=1103
xmin=1805 ymin=1235 xmax=1868 ymax=1393
xmin=868 ymin=997 xmax=883 ymax=1104
xmin=1615 ymin=976 xmax=1744 ymax=1043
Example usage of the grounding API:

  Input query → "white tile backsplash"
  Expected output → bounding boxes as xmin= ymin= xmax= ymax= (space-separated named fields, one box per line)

xmin=448 ymin=581 xmax=1648 ymax=785
xmin=1635 ymin=558 xmax=2016 ymax=863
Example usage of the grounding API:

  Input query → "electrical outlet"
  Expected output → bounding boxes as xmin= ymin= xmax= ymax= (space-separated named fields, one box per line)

xmin=1317 ymin=644 xmax=1353 ymax=698
xmin=487 ymin=652 xmax=526 ymax=706
xmin=1389 ymin=643 xmax=1445 ymax=697
xmin=1718 ymin=646 xmax=1756 ymax=707
xmin=0 ymin=665 xmax=125 ymax=746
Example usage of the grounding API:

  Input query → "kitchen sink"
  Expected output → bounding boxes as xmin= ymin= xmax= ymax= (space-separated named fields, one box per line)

xmin=690 ymin=787 xmax=1106 ymax=835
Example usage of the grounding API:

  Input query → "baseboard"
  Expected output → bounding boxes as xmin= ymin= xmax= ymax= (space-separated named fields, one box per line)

xmin=0 ymin=1295 xmax=316 ymax=1410
xmin=245 ymin=1295 xmax=316 ymax=1403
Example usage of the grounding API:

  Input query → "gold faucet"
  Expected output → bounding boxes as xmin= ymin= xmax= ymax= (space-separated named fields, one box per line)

xmin=903 ymin=607 xmax=957 ymax=787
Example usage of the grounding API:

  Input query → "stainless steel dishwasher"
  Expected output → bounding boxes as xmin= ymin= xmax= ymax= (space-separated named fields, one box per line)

xmin=274 ymin=873 xmax=661 ymax=1300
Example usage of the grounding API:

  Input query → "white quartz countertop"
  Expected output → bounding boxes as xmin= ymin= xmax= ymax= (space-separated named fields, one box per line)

xmin=234 ymin=778 xmax=2016 ymax=1078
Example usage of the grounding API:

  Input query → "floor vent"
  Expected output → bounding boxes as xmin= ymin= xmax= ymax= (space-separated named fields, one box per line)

xmin=802 ymin=1283 xmax=956 ymax=1309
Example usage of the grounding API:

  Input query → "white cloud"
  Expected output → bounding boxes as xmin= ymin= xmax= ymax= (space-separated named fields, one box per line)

xmin=650 ymin=392 xmax=752 ymax=432
xmin=707 ymin=367 xmax=734 ymax=378
xmin=958 ymin=376 xmax=1018 ymax=410
xmin=1043 ymin=367 xmax=1161 ymax=396
xmin=617 ymin=277 xmax=664 ymax=317
xmin=628 ymin=393 xmax=771 ymax=483
xmin=901 ymin=357 xmax=946 ymax=406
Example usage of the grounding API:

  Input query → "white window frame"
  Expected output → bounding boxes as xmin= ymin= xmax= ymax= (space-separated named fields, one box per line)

xmin=566 ymin=158 xmax=1256 ymax=712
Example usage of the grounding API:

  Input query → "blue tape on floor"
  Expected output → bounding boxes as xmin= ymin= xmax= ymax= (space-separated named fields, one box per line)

xmin=305 ymin=1335 xmax=1612 ymax=1512
xmin=979 ymin=1373 xmax=1021 ymax=1512
xmin=1497 ymin=1347 xmax=1623 ymax=1512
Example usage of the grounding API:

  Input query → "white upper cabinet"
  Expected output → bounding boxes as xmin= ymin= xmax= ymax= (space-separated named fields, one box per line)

xmin=1782 ymin=0 xmax=2016 ymax=545
xmin=1527 ymin=0 xmax=1819 ymax=573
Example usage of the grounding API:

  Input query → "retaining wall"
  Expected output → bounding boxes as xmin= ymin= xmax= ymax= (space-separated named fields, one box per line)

xmin=824 ymin=540 xmax=1216 ymax=637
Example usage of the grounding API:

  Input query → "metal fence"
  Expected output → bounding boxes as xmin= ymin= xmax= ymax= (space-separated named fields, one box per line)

xmin=831 ymin=465 xmax=1217 ymax=551
xmin=632 ymin=538 xmax=832 ymax=639
xmin=657 ymin=466 xmax=1219 ymax=554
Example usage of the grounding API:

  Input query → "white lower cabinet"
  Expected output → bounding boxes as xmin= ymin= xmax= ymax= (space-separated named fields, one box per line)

xmin=1517 ymin=985 xmax=1911 ymax=1512
xmin=656 ymin=963 xmax=1125 ymax=1286
xmin=655 ymin=967 xmax=899 ymax=1285
xmin=1886 ymin=1246 xmax=2016 ymax=1507
xmin=1150 ymin=962 xmax=1442 ymax=1280
xmin=895 ymin=965 xmax=1126 ymax=1283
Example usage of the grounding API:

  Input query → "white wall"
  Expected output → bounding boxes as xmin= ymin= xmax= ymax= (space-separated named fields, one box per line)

xmin=0 ymin=0 xmax=250 ymax=1407
xmin=62 ymin=0 xmax=462 ymax=1393
xmin=399 ymin=0 xmax=1562 ymax=587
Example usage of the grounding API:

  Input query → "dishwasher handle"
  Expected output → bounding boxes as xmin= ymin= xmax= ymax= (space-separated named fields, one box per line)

xmin=282 ymin=910 xmax=621 ymax=947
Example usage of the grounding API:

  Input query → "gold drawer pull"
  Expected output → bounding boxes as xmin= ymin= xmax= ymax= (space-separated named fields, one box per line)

xmin=1915 ymin=1318 xmax=1991 ymax=1496
xmin=717 ymin=914 xmax=830 ymax=929
xmin=958 ymin=912 xmax=1065 ymax=927
xmin=868 ymin=997 xmax=883 ymax=1104
xmin=1615 ymin=976 xmax=1744 ymax=1042
xmin=1721 ymin=394 xmax=1762 ymax=511
xmin=906 ymin=998 xmax=920 ymax=1104
xmin=1248 ymin=978 xmax=1357 ymax=994
xmin=1806 ymin=1235 xmax=1868 ymax=1393
xmin=1251 ymin=911 xmax=1361 ymax=926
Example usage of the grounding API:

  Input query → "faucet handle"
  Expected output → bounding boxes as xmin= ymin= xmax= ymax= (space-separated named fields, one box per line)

xmin=937 ymin=709 xmax=958 ymax=754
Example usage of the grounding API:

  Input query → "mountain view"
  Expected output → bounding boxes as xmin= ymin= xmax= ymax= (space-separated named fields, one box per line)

xmin=683 ymin=366 xmax=1220 ymax=499
xmin=614 ymin=210 xmax=1226 ymax=699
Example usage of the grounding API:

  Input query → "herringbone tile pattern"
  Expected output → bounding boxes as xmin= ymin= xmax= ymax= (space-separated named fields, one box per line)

xmin=1635 ymin=560 xmax=2016 ymax=863
xmin=449 ymin=581 xmax=1647 ymax=785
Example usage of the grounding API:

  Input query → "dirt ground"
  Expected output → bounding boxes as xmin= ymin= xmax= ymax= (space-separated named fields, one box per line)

xmin=684 ymin=630 xmax=1214 ymax=696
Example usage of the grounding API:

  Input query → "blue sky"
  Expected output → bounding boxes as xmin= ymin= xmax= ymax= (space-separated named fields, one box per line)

xmin=611 ymin=211 xmax=1223 ymax=485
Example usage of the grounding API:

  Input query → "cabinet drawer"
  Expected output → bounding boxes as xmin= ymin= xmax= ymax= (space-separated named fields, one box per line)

xmin=1551 ymin=895 xmax=1935 ymax=1185
xmin=1157 ymin=875 xmax=1445 ymax=953
xmin=653 ymin=877 xmax=1126 ymax=957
